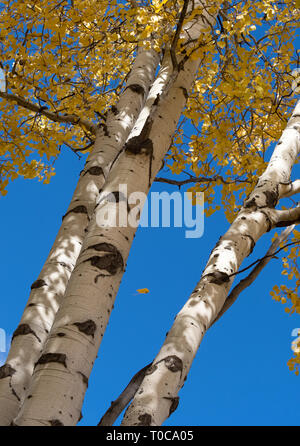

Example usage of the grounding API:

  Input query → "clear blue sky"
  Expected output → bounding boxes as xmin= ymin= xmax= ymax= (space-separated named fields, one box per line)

xmin=1 ymin=143 xmax=300 ymax=426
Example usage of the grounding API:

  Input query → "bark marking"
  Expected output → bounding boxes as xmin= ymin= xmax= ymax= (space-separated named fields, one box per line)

xmin=125 ymin=84 xmax=145 ymax=96
xmin=204 ymin=271 xmax=230 ymax=285
xmin=30 ymin=279 xmax=47 ymax=290
xmin=164 ymin=356 xmax=183 ymax=374
xmin=73 ymin=320 xmax=96 ymax=338
xmin=137 ymin=413 xmax=152 ymax=426
xmin=83 ymin=166 xmax=104 ymax=177
xmin=35 ymin=353 xmax=67 ymax=369
xmin=12 ymin=324 xmax=41 ymax=343
xmin=0 ymin=364 xmax=16 ymax=379
xmin=62 ymin=205 xmax=88 ymax=221
xmin=85 ymin=243 xmax=124 ymax=276
xmin=49 ymin=419 xmax=64 ymax=426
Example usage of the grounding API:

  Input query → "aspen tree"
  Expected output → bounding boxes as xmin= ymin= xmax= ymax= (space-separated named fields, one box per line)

xmin=122 ymin=100 xmax=300 ymax=426
xmin=0 ymin=45 xmax=160 ymax=426
xmin=13 ymin=0 xmax=221 ymax=426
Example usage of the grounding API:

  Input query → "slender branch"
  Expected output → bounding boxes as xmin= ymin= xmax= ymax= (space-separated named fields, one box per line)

xmin=0 ymin=91 xmax=97 ymax=134
xmin=155 ymin=174 xmax=252 ymax=186
xmin=211 ymin=226 xmax=295 ymax=326
xmin=170 ymin=0 xmax=190 ymax=71
xmin=271 ymin=205 xmax=300 ymax=227
xmin=98 ymin=363 xmax=152 ymax=426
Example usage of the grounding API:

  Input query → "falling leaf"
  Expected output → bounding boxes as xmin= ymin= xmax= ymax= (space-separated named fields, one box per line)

xmin=136 ymin=288 xmax=150 ymax=294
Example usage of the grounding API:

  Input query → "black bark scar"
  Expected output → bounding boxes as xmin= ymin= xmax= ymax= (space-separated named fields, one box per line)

xmin=137 ymin=413 xmax=152 ymax=426
xmin=164 ymin=356 xmax=183 ymax=374
xmin=49 ymin=419 xmax=64 ymax=426
xmin=99 ymin=191 xmax=131 ymax=214
xmin=0 ymin=364 xmax=16 ymax=379
xmin=263 ymin=189 xmax=279 ymax=208
xmin=85 ymin=243 xmax=124 ymax=276
xmin=35 ymin=353 xmax=67 ymax=369
xmin=111 ymin=105 xmax=118 ymax=115
xmin=124 ymin=116 xmax=154 ymax=187
xmin=146 ymin=356 xmax=183 ymax=381
xmin=73 ymin=320 xmax=96 ymax=338
xmin=204 ymin=271 xmax=230 ymax=285
xmin=83 ymin=166 xmax=104 ymax=177
xmin=62 ymin=205 xmax=88 ymax=221
xmin=12 ymin=324 xmax=41 ymax=343
xmin=125 ymin=84 xmax=145 ymax=96
xmin=31 ymin=279 xmax=47 ymax=290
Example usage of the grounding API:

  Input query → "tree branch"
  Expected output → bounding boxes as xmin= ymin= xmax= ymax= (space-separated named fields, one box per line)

xmin=98 ymin=363 xmax=152 ymax=426
xmin=155 ymin=174 xmax=252 ymax=187
xmin=170 ymin=0 xmax=190 ymax=71
xmin=0 ymin=91 xmax=97 ymax=134
xmin=271 ymin=205 xmax=300 ymax=227
xmin=279 ymin=179 xmax=300 ymax=198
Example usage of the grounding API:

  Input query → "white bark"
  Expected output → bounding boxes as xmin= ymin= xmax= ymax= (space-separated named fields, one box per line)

xmin=121 ymin=100 xmax=300 ymax=426
xmin=14 ymin=1 xmax=220 ymax=426
xmin=0 ymin=47 xmax=160 ymax=426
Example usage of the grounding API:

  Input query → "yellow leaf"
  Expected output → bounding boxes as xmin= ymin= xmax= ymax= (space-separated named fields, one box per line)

xmin=137 ymin=288 xmax=150 ymax=294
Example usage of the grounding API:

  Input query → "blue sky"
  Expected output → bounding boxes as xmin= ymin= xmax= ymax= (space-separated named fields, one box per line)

xmin=1 ymin=143 xmax=300 ymax=426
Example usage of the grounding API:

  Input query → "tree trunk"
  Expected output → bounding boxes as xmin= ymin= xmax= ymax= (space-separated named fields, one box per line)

xmin=121 ymin=100 xmax=300 ymax=426
xmin=13 ymin=1 xmax=220 ymax=426
xmin=0 ymin=47 xmax=160 ymax=426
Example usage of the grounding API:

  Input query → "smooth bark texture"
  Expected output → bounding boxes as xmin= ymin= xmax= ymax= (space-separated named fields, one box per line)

xmin=14 ymin=1 xmax=220 ymax=426
xmin=121 ymin=100 xmax=300 ymax=426
xmin=0 ymin=47 xmax=160 ymax=426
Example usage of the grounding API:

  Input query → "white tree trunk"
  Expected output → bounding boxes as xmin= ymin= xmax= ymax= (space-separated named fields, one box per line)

xmin=0 ymin=47 xmax=160 ymax=426
xmin=121 ymin=100 xmax=300 ymax=426
xmin=14 ymin=1 xmax=220 ymax=426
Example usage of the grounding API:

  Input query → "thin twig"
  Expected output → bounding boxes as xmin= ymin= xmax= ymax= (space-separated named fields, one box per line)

xmin=155 ymin=174 xmax=252 ymax=187
xmin=0 ymin=91 xmax=97 ymax=134
xmin=170 ymin=0 xmax=190 ymax=71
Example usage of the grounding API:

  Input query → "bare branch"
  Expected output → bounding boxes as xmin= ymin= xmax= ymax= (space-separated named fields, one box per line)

xmin=155 ymin=174 xmax=252 ymax=187
xmin=170 ymin=0 xmax=190 ymax=71
xmin=0 ymin=91 xmax=97 ymax=134
xmin=98 ymin=363 xmax=152 ymax=426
